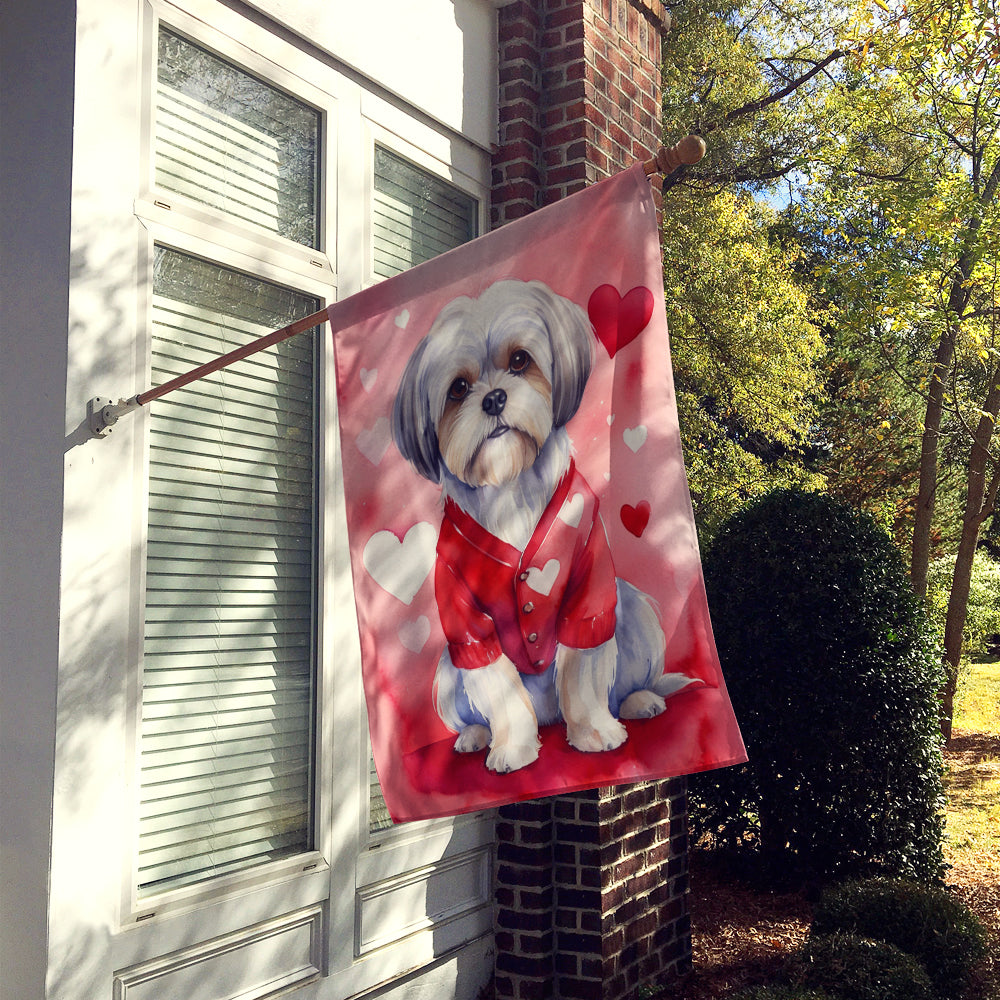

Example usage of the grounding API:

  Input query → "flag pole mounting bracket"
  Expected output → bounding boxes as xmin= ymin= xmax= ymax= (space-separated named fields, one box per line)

xmin=88 ymin=395 xmax=140 ymax=438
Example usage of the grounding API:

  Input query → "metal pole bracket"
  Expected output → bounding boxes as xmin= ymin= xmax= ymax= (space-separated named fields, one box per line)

xmin=88 ymin=396 xmax=140 ymax=438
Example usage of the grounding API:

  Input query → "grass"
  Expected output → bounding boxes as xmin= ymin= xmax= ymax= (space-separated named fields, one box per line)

xmin=955 ymin=658 xmax=1000 ymax=734
xmin=942 ymin=658 xmax=1000 ymax=1000
xmin=945 ymin=659 xmax=1000 ymax=868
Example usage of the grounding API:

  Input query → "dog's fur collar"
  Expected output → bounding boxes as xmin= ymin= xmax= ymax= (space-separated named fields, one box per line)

xmin=440 ymin=430 xmax=571 ymax=550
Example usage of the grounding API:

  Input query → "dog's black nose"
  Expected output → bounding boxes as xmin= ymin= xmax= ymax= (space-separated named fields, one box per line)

xmin=482 ymin=388 xmax=507 ymax=416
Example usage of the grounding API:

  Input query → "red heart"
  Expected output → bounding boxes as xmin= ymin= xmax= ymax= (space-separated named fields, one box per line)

xmin=621 ymin=500 xmax=651 ymax=538
xmin=587 ymin=285 xmax=654 ymax=357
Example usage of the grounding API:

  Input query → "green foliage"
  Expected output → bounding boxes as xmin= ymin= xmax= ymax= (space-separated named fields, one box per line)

xmin=927 ymin=550 xmax=1000 ymax=659
xmin=665 ymin=187 xmax=826 ymax=542
xmin=661 ymin=0 xmax=852 ymax=193
xmin=692 ymin=488 xmax=947 ymax=882
xmin=793 ymin=934 xmax=934 ymax=1000
xmin=811 ymin=878 xmax=988 ymax=999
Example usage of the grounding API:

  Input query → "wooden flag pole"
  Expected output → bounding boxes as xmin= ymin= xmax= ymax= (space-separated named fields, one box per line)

xmin=88 ymin=137 xmax=706 ymax=437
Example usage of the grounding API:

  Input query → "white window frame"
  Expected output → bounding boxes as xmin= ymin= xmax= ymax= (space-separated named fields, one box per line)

xmin=112 ymin=0 xmax=495 ymax=992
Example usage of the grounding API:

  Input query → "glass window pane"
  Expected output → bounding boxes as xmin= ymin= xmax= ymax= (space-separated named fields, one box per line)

xmin=368 ymin=149 xmax=478 ymax=832
xmin=372 ymin=146 xmax=477 ymax=279
xmin=138 ymin=246 xmax=318 ymax=895
xmin=156 ymin=28 xmax=320 ymax=248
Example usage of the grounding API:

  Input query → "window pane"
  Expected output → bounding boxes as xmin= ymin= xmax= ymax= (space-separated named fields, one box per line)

xmin=156 ymin=28 xmax=320 ymax=248
xmin=139 ymin=247 xmax=318 ymax=895
xmin=372 ymin=146 xmax=477 ymax=279
xmin=369 ymin=149 xmax=478 ymax=832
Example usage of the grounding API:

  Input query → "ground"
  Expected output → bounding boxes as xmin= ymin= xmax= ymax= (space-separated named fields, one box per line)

xmin=662 ymin=726 xmax=1000 ymax=999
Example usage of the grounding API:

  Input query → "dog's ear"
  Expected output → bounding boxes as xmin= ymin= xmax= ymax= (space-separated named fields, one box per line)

xmin=530 ymin=282 xmax=593 ymax=427
xmin=391 ymin=338 xmax=443 ymax=483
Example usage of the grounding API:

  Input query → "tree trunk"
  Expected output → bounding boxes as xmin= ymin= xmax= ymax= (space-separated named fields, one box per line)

xmin=910 ymin=330 xmax=955 ymax=598
xmin=911 ymin=160 xmax=1000 ymax=597
xmin=940 ymin=373 xmax=1000 ymax=741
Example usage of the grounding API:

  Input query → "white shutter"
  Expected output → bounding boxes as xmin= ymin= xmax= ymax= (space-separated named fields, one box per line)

xmin=138 ymin=248 xmax=319 ymax=895
xmin=367 ymin=147 xmax=478 ymax=832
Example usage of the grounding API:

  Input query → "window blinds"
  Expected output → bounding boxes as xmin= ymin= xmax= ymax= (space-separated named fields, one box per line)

xmin=138 ymin=248 xmax=318 ymax=895
xmin=372 ymin=146 xmax=477 ymax=280
xmin=156 ymin=28 xmax=320 ymax=249
xmin=367 ymin=149 xmax=478 ymax=832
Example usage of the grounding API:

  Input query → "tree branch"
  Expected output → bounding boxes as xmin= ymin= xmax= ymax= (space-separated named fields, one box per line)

xmin=704 ymin=49 xmax=848 ymax=133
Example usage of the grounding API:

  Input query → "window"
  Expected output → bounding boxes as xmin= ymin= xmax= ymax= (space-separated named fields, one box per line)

xmin=119 ymin=7 xmax=493 ymax=992
xmin=139 ymin=248 xmax=319 ymax=895
xmin=155 ymin=28 xmax=320 ymax=247
xmin=136 ymin=26 xmax=323 ymax=898
xmin=367 ymin=146 xmax=479 ymax=834
xmin=372 ymin=145 xmax=477 ymax=279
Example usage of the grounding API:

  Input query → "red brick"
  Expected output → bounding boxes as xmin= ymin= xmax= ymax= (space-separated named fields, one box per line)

xmin=492 ymin=8 xmax=689 ymax=993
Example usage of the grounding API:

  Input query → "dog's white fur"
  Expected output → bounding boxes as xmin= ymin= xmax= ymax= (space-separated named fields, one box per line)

xmin=392 ymin=280 xmax=693 ymax=773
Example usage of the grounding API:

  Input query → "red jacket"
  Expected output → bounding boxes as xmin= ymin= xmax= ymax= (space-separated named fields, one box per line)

xmin=435 ymin=462 xmax=618 ymax=674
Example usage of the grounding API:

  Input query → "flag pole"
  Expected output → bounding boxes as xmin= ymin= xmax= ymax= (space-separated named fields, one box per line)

xmin=88 ymin=136 xmax=705 ymax=437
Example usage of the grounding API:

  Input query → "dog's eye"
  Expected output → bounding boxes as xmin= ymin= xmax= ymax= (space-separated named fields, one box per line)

xmin=509 ymin=350 xmax=531 ymax=374
xmin=447 ymin=377 xmax=470 ymax=401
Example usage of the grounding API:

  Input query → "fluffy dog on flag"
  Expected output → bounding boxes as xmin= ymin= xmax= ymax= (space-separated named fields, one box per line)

xmin=392 ymin=279 xmax=694 ymax=773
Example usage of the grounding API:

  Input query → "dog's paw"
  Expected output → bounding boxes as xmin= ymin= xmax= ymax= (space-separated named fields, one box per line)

xmin=567 ymin=716 xmax=627 ymax=753
xmin=486 ymin=740 xmax=540 ymax=774
xmin=454 ymin=724 xmax=491 ymax=753
xmin=619 ymin=689 xmax=666 ymax=720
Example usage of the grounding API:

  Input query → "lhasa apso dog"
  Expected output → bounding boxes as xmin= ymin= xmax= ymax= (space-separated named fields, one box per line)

xmin=392 ymin=279 xmax=694 ymax=773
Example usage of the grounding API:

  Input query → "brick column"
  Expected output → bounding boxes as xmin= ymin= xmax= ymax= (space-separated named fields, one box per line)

xmin=491 ymin=7 xmax=691 ymax=998
xmin=493 ymin=0 xmax=668 ymax=225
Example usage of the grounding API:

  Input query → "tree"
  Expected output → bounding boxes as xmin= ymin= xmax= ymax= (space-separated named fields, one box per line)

xmin=659 ymin=1 xmax=845 ymax=539
xmin=662 ymin=188 xmax=825 ymax=540
xmin=799 ymin=0 xmax=1000 ymax=735
xmin=660 ymin=0 xmax=999 ymax=736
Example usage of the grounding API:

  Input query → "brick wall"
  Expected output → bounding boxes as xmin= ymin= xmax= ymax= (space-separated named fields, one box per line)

xmin=489 ymin=6 xmax=692 ymax=997
xmin=494 ymin=782 xmax=691 ymax=1000
xmin=492 ymin=0 xmax=668 ymax=226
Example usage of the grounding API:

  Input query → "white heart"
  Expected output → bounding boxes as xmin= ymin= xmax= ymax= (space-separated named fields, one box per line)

xmin=623 ymin=425 xmax=647 ymax=453
xmin=357 ymin=416 xmax=391 ymax=465
xmin=559 ymin=493 xmax=585 ymax=529
xmin=399 ymin=615 xmax=431 ymax=653
xmin=607 ymin=414 xmax=615 ymax=426
xmin=363 ymin=522 xmax=437 ymax=605
xmin=360 ymin=368 xmax=377 ymax=392
xmin=395 ymin=308 xmax=410 ymax=329
xmin=525 ymin=558 xmax=560 ymax=597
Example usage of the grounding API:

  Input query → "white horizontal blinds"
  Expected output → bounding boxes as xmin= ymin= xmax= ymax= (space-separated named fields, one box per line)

xmin=156 ymin=28 xmax=320 ymax=248
xmin=139 ymin=247 xmax=319 ymax=895
xmin=372 ymin=146 xmax=477 ymax=279
xmin=368 ymin=149 xmax=479 ymax=832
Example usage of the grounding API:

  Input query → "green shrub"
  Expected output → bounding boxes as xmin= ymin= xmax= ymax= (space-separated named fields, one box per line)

xmin=812 ymin=878 xmax=988 ymax=999
xmin=927 ymin=550 xmax=1000 ymax=658
xmin=794 ymin=933 xmax=934 ymax=1000
xmin=692 ymin=489 xmax=947 ymax=882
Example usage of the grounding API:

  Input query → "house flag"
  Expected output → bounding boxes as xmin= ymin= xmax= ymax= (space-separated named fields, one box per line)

xmin=329 ymin=164 xmax=746 ymax=823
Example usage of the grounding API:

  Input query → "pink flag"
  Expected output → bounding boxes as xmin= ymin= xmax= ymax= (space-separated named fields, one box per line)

xmin=330 ymin=165 xmax=745 ymax=822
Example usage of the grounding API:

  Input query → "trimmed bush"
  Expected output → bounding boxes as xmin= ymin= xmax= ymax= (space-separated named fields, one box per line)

xmin=812 ymin=878 xmax=988 ymax=999
xmin=692 ymin=489 xmax=946 ymax=882
xmin=794 ymin=933 xmax=934 ymax=1000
